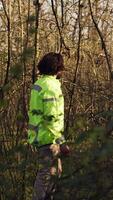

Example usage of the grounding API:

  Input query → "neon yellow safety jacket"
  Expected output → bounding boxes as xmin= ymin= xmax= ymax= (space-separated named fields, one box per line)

xmin=28 ymin=75 xmax=65 ymax=147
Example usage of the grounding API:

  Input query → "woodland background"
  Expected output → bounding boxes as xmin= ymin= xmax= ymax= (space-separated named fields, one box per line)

xmin=1 ymin=0 xmax=113 ymax=199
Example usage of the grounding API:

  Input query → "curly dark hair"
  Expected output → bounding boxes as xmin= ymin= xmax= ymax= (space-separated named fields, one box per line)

xmin=37 ymin=52 xmax=64 ymax=75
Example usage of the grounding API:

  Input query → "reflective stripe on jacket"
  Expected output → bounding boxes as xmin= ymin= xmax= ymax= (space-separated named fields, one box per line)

xmin=28 ymin=75 xmax=65 ymax=147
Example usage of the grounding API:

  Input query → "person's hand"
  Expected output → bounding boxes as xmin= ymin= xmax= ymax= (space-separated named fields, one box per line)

xmin=50 ymin=144 xmax=60 ymax=156
xmin=60 ymin=144 xmax=70 ymax=156
xmin=58 ymin=158 xmax=62 ymax=177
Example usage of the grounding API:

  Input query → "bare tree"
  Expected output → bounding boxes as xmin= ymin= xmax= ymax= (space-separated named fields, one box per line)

xmin=32 ymin=0 xmax=41 ymax=83
xmin=1 ymin=0 xmax=11 ymax=85
xmin=88 ymin=0 xmax=112 ymax=80
xmin=65 ymin=0 xmax=82 ymax=138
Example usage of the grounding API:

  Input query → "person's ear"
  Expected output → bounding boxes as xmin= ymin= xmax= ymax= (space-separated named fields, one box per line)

xmin=56 ymin=71 xmax=63 ymax=79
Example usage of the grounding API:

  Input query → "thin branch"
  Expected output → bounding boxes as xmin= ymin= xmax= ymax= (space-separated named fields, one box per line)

xmin=32 ymin=1 xmax=41 ymax=83
xmin=51 ymin=0 xmax=70 ymax=55
xmin=65 ymin=0 xmax=82 ymax=138
xmin=88 ymin=0 xmax=112 ymax=80
xmin=1 ymin=0 xmax=11 ymax=85
xmin=0 ymin=13 xmax=7 ymax=26
xmin=0 ymin=0 xmax=9 ymax=21
xmin=61 ymin=0 xmax=64 ymax=28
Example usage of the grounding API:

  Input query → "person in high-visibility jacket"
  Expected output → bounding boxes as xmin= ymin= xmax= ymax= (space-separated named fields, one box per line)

xmin=28 ymin=69 xmax=65 ymax=147
xmin=28 ymin=52 xmax=69 ymax=200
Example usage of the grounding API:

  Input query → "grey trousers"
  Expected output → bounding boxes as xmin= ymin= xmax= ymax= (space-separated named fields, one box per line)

xmin=32 ymin=145 xmax=61 ymax=200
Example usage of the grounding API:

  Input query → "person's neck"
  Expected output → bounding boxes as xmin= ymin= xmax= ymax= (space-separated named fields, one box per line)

xmin=42 ymin=74 xmax=57 ymax=78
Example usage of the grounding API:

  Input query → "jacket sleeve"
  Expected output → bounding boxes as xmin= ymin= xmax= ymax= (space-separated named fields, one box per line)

xmin=28 ymin=84 xmax=43 ymax=145
xmin=42 ymin=89 xmax=64 ymax=138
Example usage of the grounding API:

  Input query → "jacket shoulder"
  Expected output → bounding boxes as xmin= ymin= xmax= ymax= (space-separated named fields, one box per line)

xmin=34 ymin=76 xmax=61 ymax=95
